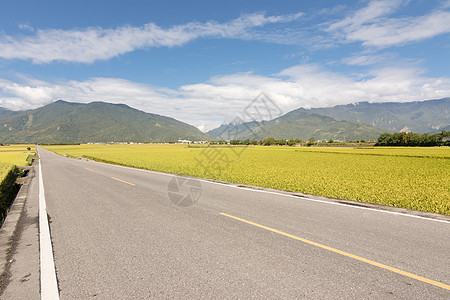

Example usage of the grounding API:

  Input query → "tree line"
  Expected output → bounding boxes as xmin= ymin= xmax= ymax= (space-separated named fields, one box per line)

xmin=230 ymin=138 xmax=303 ymax=146
xmin=209 ymin=130 xmax=449 ymax=147
xmin=375 ymin=131 xmax=449 ymax=147
xmin=213 ymin=138 xmax=366 ymax=146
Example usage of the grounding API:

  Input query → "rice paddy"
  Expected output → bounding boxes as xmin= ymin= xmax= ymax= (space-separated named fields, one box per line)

xmin=0 ymin=145 xmax=36 ymax=166
xmin=44 ymin=144 xmax=450 ymax=215
xmin=0 ymin=144 xmax=35 ymax=187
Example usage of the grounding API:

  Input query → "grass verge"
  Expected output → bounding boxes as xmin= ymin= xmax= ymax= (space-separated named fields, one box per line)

xmin=0 ymin=165 xmax=21 ymax=227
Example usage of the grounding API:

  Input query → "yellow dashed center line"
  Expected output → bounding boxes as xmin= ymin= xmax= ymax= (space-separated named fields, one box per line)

xmin=220 ymin=213 xmax=450 ymax=291
xmin=112 ymin=177 xmax=136 ymax=186
xmin=84 ymin=167 xmax=135 ymax=186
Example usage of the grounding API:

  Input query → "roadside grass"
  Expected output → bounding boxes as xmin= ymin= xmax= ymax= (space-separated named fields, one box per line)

xmin=0 ymin=145 xmax=36 ymax=224
xmin=0 ymin=163 xmax=20 ymax=225
xmin=44 ymin=144 xmax=450 ymax=215
xmin=0 ymin=163 xmax=15 ymax=183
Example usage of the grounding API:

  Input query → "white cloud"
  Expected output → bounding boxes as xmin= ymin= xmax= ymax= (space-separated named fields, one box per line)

xmin=1 ymin=63 xmax=450 ymax=131
xmin=0 ymin=12 xmax=303 ymax=64
xmin=18 ymin=24 xmax=34 ymax=32
xmin=328 ymin=0 xmax=404 ymax=32
xmin=340 ymin=53 xmax=401 ymax=66
xmin=277 ymin=64 xmax=450 ymax=105
xmin=328 ymin=0 xmax=450 ymax=47
xmin=351 ymin=10 xmax=450 ymax=47
xmin=341 ymin=54 xmax=382 ymax=66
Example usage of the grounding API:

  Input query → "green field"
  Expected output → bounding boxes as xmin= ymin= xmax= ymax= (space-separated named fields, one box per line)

xmin=44 ymin=144 xmax=450 ymax=215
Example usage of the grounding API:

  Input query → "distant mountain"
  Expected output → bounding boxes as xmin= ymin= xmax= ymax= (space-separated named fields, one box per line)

xmin=0 ymin=107 xmax=19 ymax=119
xmin=208 ymin=110 xmax=388 ymax=141
xmin=206 ymin=121 xmax=260 ymax=139
xmin=0 ymin=100 xmax=211 ymax=143
xmin=306 ymin=98 xmax=449 ymax=134
xmin=208 ymin=98 xmax=449 ymax=141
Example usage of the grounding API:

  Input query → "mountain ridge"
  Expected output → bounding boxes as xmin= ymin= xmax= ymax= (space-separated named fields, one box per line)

xmin=208 ymin=110 xmax=389 ymax=141
xmin=0 ymin=107 xmax=19 ymax=119
xmin=0 ymin=100 xmax=211 ymax=143
xmin=208 ymin=98 xmax=449 ymax=140
xmin=1 ymin=97 xmax=448 ymax=143
xmin=304 ymin=98 xmax=449 ymax=133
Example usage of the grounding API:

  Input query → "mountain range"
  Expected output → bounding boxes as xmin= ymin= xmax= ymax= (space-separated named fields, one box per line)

xmin=0 ymin=98 xmax=448 ymax=143
xmin=207 ymin=111 xmax=389 ymax=141
xmin=0 ymin=100 xmax=210 ymax=143
xmin=0 ymin=107 xmax=19 ymax=120
xmin=208 ymin=98 xmax=449 ymax=141
xmin=304 ymin=98 xmax=449 ymax=134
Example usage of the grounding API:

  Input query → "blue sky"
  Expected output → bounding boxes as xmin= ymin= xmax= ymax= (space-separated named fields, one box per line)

xmin=1 ymin=0 xmax=449 ymax=130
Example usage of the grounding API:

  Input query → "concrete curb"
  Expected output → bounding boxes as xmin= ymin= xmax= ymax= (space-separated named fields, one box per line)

xmin=0 ymin=163 xmax=36 ymax=292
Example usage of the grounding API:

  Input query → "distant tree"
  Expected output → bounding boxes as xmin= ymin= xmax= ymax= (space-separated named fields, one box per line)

xmin=306 ymin=138 xmax=316 ymax=146
xmin=287 ymin=138 xmax=301 ymax=146
xmin=262 ymin=137 xmax=276 ymax=146
xmin=375 ymin=131 xmax=448 ymax=147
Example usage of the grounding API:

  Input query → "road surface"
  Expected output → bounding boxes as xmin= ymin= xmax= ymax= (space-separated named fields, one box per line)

xmin=4 ymin=146 xmax=450 ymax=298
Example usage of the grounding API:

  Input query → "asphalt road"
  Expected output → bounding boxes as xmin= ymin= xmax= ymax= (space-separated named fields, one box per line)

xmin=29 ymin=147 xmax=450 ymax=298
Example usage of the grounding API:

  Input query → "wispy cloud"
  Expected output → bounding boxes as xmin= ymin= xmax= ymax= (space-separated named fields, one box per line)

xmin=340 ymin=52 xmax=401 ymax=66
xmin=18 ymin=24 xmax=34 ymax=32
xmin=328 ymin=0 xmax=404 ymax=32
xmin=341 ymin=54 xmax=382 ymax=66
xmin=327 ymin=0 xmax=450 ymax=47
xmin=0 ymin=12 xmax=303 ymax=64
xmin=2 ymin=62 xmax=450 ymax=131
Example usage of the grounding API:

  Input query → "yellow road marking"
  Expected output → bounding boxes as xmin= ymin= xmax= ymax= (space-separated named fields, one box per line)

xmin=85 ymin=168 xmax=94 ymax=172
xmin=220 ymin=213 xmax=450 ymax=291
xmin=112 ymin=177 xmax=136 ymax=186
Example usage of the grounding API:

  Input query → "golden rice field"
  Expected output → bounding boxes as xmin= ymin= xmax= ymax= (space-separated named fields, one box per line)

xmin=0 ymin=145 xmax=36 ymax=166
xmin=0 ymin=145 xmax=35 ymax=221
xmin=0 ymin=144 xmax=35 ymax=187
xmin=44 ymin=144 xmax=450 ymax=215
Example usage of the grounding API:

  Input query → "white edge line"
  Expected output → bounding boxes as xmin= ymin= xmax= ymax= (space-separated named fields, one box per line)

xmin=39 ymin=159 xmax=60 ymax=300
xmin=78 ymin=157 xmax=450 ymax=224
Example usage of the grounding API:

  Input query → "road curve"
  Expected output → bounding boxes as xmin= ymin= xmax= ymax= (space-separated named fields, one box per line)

xmin=36 ymin=146 xmax=449 ymax=299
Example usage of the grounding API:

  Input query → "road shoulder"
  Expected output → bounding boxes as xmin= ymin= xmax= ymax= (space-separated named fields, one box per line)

xmin=0 ymin=163 xmax=40 ymax=299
